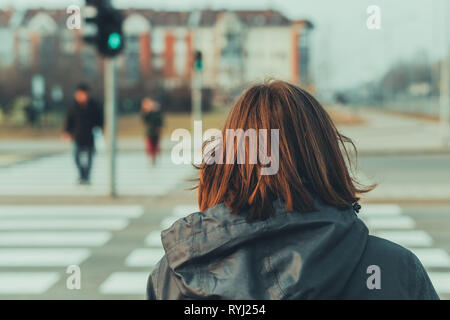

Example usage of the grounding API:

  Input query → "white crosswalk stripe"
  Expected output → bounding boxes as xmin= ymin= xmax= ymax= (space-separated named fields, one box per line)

xmin=0 ymin=248 xmax=90 ymax=267
xmin=412 ymin=248 xmax=450 ymax=269
xmin=0 ymin=206 xmax=143 ymax=217
xmin=365 ymin=216 xmax=416 ymax=229
xmin=145 ymin=231 xmax=163 ymax=247
xmin=160 ymin=216 xmax=180 ymax=230
xmin=0 ymin=152 xmax=195 ymax=196
xmin=0 ymin=232 xmax=111 ymax=246
xmin=0 ymin=205 xmax=143 ymax=296
xmin=125 ymin=248 xmax=165 ymax=267
xmin=374 ymin=230 xmax=434 ymax=247
xmin=0 ymin=218 xmax=129 ymax=230
xmin=0 ymin=273 xmax=60 ymax=294
xmin=359 ymin=204 xmax=402 ymax=216
xmin=99 ymin=272 xmax=149 ymax=296
xmin=172 ymin=205 xmax=199 ymax=218
xmin=428 ymin=273 xmax=450 ymax=295
xmin=100 ymin=205 xmax=198 ymax=295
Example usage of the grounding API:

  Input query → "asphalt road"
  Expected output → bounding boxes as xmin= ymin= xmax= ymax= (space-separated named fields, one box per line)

xmin=357 ymin=154 xmax=450 ymax=186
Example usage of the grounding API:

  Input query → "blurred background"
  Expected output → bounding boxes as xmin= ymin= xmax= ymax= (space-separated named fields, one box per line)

xmin=0 ymin=0 xmax=449 ymax=300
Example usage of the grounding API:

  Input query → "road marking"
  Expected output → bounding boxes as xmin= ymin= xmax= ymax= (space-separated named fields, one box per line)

xmin=0 ymin=153 xmax=195 ymax=196
xmin=159 ymin=205 xmax=199 ymax=230
xmin=0 ymin=232 xmax=111 ymax=247
xmin=125 ymin=248 xmax=165 ymax=267
xmin=0 ymin=218 xmax=129 ymax=230
xmin=160 ymin=216 xmax=179 ymax=230
xmin=410 ymin=248 xmax=450 ymax=269
xmin=0 ymin=206 xmax=143 ymax=217
xmin=375 ymin=230 xmax=433 ymax=247
xmin=0 ymin=248 xmax=90 ymax=266
xmin=0 ymin=272 xmax=60 ymax=294
xmin=0 ymin=187 xmax=171 ymax=197
xmin=365 ymin=216 xmax=416 ymax=229
xmin=360 ymin=204 xmax=402 ymax=216
xmin=99 ymin=272 xmax=149 ymax=295
xmin=145 ymin=231 xmax=162 ymax=247
xmin=428 ymin=272 xmax=450 ymax=295
xmin=172 ymin=205 xmax=199 ymax=218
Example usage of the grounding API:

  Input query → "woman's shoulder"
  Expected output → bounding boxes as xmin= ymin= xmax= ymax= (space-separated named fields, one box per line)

xmin=364 ymin=234 xmax=421 ymax=268
xmin=365 ymin=235 xmax=438 ymax=297
xmin=340 ymin=234 xmax=439 ymax=299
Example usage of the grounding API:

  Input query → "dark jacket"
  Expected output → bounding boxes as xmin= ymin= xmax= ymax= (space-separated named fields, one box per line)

xmin=141 ymin=109 xmax=163 ymax=138
xmin=147 ymin=198 xmax=439 ymax=300
xmin=64 ymin=99 xmax=103 ymax=147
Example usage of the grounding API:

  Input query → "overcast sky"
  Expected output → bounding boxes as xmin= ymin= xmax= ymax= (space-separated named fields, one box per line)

xmin=1 ymin=0 xmax=448 ymax=92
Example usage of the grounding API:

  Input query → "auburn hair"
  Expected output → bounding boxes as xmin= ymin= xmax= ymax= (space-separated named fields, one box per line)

xmin=196 ymin=80 xmax=374 ymax=221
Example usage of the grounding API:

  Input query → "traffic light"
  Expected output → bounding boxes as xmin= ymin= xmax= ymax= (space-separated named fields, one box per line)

xmin=83 ymin=0 xmax=124 ymax=58
xmin=193 ymin=50 xmax=203 ymax=72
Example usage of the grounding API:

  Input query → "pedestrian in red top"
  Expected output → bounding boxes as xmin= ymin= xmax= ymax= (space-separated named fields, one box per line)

xmin=141 ymin=97 xmax=164 ymax=166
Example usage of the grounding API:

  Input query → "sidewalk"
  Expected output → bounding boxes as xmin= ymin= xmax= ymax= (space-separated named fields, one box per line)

xmin=0 ymin=109 xmax=448 ymax=155
xmin=337 ymin=109 xmax=450 ymax=201
xmin=0 ymin=139 xmax=150 ymax=153
xmin=339 ymin=108 xmax=450 ymax=155
xmin=0 ymin=153 xmax=35 ymax=168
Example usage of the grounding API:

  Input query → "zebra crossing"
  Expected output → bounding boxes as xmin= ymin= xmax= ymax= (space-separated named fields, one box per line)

xmin=99 ymin=203 xmax=450 ymax=298
xmin=0 ymin=152 xmax=195 ymax=196
xmin=98 ymin=204 xmax=198 ymax=296
xmin=0 ymin=203 xmax=449 ymax=298
xmin=0 ymin=205 xmax=143 ymax=296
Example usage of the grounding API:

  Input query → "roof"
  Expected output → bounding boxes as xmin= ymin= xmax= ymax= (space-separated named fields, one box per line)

xmin=234 ymin=10 xmax=292 ymax=26
xmin=0 ymin=8 xmax=13 ymax=27
xmin=2 ymin=8 xmax=312 ymax=29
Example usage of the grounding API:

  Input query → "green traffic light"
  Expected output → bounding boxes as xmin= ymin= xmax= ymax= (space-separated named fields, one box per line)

xmin=107 ymin=32 xmax=122 ymax=50
xmin=193 ymin=61 xmax=203 ymax=71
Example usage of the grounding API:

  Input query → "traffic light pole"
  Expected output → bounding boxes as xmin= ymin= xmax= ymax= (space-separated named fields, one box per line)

xmin=104 ymin=58 xmax=118 ymax=197
xmin=83 ymin=0 xmax=122 ymax=197
xmin=191 ymin=68 xmax=203 ymax=165
xmin=191 ymin=70 xmax=202 ymax=122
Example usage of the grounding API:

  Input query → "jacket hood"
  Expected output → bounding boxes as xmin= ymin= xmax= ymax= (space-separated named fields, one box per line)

xmin=160 ymin=198 xmax=369 ymax=299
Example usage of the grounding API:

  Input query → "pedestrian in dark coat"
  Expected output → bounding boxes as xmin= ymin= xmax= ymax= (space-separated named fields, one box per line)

xmin=146 ymin=80 xmax=439 ymax=300
xmin=63 ymin=83 xmax=103 ymax=184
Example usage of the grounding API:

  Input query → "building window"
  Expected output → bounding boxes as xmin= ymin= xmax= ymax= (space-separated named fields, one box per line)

xmin=221 ymin=32 xmax=242 ymax=58
xmin=61 ymin=29 xmax=76 ymax=55
xmin=82 ymin=47 xmax=97 ymax=76
xmin=0 ymin=30 xmax=13 ymax=67
xmin=174 ymin=32 xmax=187 ymax=75
xmin=17 ymin=32 xmax=31 ymax=68
xmin=125 ymin=34 xmax=140 ymax=82
xmin=152 ymin=29 xmax=164 ymax=54
xmin=299 ymin=31 xmax=310 ymax=84
xmin=153 ymin=54 xmax=163 ymax=71
xmin=40 ymin=35 xmax=56 ymax=70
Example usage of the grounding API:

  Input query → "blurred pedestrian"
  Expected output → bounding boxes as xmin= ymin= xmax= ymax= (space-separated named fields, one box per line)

xmin=63 ymin=83 xmax=103 ymax=185
xmin=146 ymin=79 xmax=439 ymax=300
xmin=141 ymin=97 xmax=163 ymax=166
